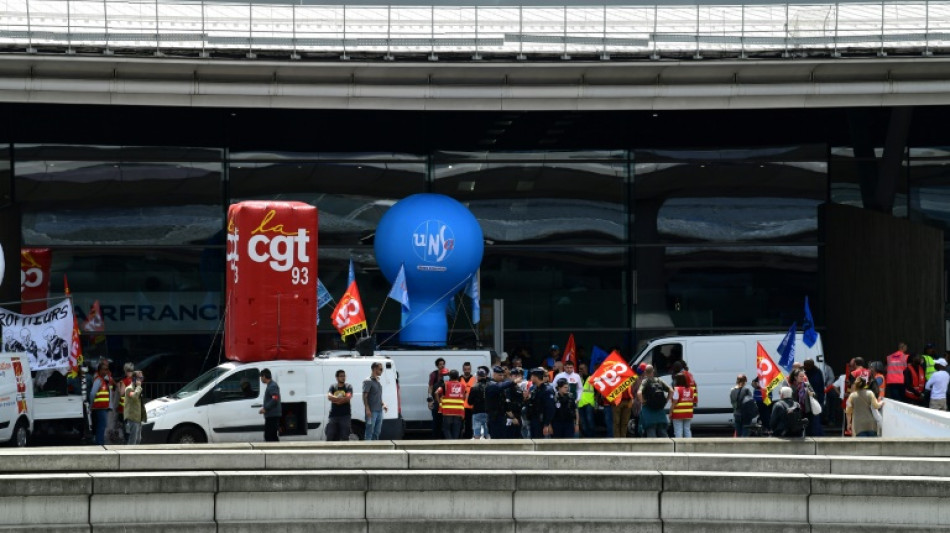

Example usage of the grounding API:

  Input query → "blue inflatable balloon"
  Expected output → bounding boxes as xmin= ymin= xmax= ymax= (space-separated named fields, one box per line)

xmin=375 ymin=194 xmax=484 ymax=346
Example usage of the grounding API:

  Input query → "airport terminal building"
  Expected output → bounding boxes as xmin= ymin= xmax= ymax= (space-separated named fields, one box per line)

xmin=1 ymin=0 xmax=949 ymax=376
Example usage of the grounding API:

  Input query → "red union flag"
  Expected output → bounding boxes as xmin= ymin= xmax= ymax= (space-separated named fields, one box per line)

xmin=589 ymin=351 xmax=636 ymax=405
xmin=20 ymin=248 xmax=51 ymax=314
xmin=561 ymin=333 xmax=576 ymax=366
xmin=756 ymin=342 xmax=784 ymax=406
xmin=332 ymin=281 xmax=368 ymax=338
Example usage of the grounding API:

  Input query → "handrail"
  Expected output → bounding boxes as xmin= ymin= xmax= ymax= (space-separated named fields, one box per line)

xmin=0 ymin=0 xmax=946 ymax=58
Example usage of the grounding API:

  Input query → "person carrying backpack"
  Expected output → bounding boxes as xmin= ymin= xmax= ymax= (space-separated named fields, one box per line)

xmin=637 ymin=365 xmax=672 ymax=438
xmin=770 ymin=386 xmax=807 ymax=437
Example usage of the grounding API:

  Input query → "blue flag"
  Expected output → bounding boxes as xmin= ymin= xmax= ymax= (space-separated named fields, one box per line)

xmin=589 ymin=346 xmax=609 ymax=373
xmin=465 ymin=272 xmax=480 ymax=324
xmin=777 ymin=322 xmax=797 ymax=374
xmin=347 ymin=259 xmax=355 ymax=288
xmin=387 ymin=264 xmax=410 ymax=312
xmin=802 ymin=296 xmax=818 ymax=348
xmin=317 ymin=278 xmax=333 ymax=309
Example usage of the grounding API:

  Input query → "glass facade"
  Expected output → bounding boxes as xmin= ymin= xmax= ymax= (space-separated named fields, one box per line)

xmin=8 ymin=140 xmax=920 ymax=380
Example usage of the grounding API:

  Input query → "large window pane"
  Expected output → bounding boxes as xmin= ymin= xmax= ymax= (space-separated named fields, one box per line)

xmin=909 ymin=147 xmax=950 ymax=237
xmin=636 ymin=244 xmax=818 ymax=331
xmin=432 ymin=151 xmax=627 ymax=245
xmin=635 ymin=146 xmax=827 ymax=244
xmin=830 ymin=146 xmax=908 ymax=217
xmin=45 ymin=248 xmax=224 ymax=334
xmin=15 ymin=145 xmax=224 ymax=246
xmin=229 ymin=152 xmax=426 ymax=246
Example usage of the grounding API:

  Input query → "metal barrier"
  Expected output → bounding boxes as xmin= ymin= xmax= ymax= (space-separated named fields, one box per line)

xmin=0 ymin=0 xmax=948 ymax=58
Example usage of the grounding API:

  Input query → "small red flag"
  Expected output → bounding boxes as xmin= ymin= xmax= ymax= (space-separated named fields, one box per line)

xmin=561 ymin=334 xmax=576 ymax=366
xmin=64 ymin=275 xmax=84 ymax=378
xmin=331 ymin=281 xmax=368 ymax=338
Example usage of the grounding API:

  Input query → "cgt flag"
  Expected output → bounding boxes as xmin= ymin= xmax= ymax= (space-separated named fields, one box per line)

xmin=589 ymin=351 xmax=636 ymax=405
xmin=756 ymin=341 xmax=785 ymax=406
xmin=331 ymin=281 xmax=368 ymax=338
xmin=63 ymin=276 xmax=83 ymax=378
xmin=561 ymin=333 xmax=576 ymax=366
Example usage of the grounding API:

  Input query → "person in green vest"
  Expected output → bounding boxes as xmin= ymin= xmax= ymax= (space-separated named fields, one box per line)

xmin=922 ymin=343 xmax=937 ymax=380
xmin=578 ymin=375 xmax=597 ymax=437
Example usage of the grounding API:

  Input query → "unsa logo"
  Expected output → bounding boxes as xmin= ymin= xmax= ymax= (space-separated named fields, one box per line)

xmin=412 ymin=220 xmax=455 ymax=263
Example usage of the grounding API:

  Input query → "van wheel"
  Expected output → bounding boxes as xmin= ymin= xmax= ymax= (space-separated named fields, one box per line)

xmin=349 ymin=421 xmax=365 ymax=441
xmin=8 ymin=419 xmax=29 ymax=447
xmin=169 ymin=425 xmax=206 ymax=444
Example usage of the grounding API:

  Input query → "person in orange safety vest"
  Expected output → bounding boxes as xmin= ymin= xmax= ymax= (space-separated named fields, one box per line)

xmin=904 ymin=353 xmax=927 ymax=406
xmin=885 ymin=342 xmax=908 ymax=400
xmin=435 ymin=370 xmax=467 ymax=439
xmin=671 ymin=373 xmax=695 ymax=438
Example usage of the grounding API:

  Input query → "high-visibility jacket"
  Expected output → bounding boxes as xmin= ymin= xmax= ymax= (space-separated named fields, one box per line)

xmin=578 ymin=377 xmax=596 ymax=408
xmin=886 ymin=352 xmax=907 ymax=384
xmin=92 ymin=379 xmax=111 ymax=410
xmin=905 ymin=365 xmax=926 ymax=401
xmin=117 ymin=376 xmax=132 ymax=414
xmin=922 ymin=354 xmax=936 ymax=380
xmin=682 ymin=370 xmax=698 ymax=406
xmin=462 ymin=375 xmax=476 ymax=410
xmin=439 ymin=380 xmax=467 ymax=418
xmin=671 ymin=386 xmax=695 ymax=420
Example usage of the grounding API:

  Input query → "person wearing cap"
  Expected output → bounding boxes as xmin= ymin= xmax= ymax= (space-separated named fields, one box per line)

xmin=486 ymin=366 xmax=515 ymax=438
xmin=552 ymin=378 xmax=580 ymax=438
xmin=925 ymin=358 xmax=950 ymax=411
xmin=552 ymin=361 xmax=584 ymax=435
xmin=468 ymin=368 xmax=490 ymax=439
xmin=525 ymin=368 xmax=556 ymax=438
xmin=504 ymin=369 xmax=526 ymax=438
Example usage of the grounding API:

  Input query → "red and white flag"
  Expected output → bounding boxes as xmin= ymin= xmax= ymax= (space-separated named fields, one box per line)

xmin=756 ymin=341 xmax=785 ymax=406
xmin=81 ymin=300 xmax=105 ymax=333
xmin=589 ymin=351 xmax=636 ymax=405
xmin=331 ymin=281 xmax=368 ymax=338
xmin=561 ymin=333 xmax=577 ymax=366
xmin=63 ymin=276 xmax=84 ymax=378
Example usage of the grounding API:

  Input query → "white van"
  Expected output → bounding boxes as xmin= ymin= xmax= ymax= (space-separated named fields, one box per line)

xmin=321 ymin=348 xmax=494 ymax=432
xmin=630 ymin=333 xmax=825 ymax=427
xmin=142 ymin=354 xmax=403 ymax=444
xmin=0 ymin=353 xmax=33 ymax=446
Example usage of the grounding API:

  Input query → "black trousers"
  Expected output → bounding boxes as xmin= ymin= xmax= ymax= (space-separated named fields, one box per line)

xmin=325 ymin=415 xmax=351 ymax=441
xmin=264 ymin=416 xmax=280 ymax=442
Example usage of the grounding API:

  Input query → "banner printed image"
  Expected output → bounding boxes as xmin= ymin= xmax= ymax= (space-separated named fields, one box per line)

xmin=0 ymin=299 xmax=75 ymax=371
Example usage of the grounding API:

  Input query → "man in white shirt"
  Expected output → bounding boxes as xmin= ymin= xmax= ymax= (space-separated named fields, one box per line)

xmin=552 ymin=361 xmax=584 ymax=406
xmin=925 ymin=358 xmax=950 ymax=411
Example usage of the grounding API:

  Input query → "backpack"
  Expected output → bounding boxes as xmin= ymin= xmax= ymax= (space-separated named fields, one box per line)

xmin=643 ymin=379 xmax=668 ymax=410
xmin=783 ymin=400 xmax=806 ymax=437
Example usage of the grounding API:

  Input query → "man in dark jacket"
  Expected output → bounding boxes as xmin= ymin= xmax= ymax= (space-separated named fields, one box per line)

xmin=486 ymin=366 xmax=515 ymax=439
xmin=526 ymin=368 xmax=556 ymax=439
xmin=770 ymin=386 xmax=806 ymax=437
xmin=259 ymin=368 xmax=281 ymax=442
xmin=803 ymin=359 xmax=825 ymax=436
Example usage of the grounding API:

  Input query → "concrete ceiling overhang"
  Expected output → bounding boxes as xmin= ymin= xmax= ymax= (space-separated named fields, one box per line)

xmin=1 ymin=54 xmax=949 ymax=110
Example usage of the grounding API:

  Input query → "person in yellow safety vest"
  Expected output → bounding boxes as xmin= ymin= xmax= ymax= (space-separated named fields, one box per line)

xmin=89 ymin=359 xmax=114 ymax=446
xmin=922 ymin=344 xmax=937 ymax=380
xmin=885 ymin=342 xmax=909 ymax=401
xmin=435 ymin=370 xmax=467 ymax=439
xmin=578 ymin=376 xmax=596 ymax=437
xmin=670 ymin=373 xmax=695 ymax=438
xmin=115 ymin=362 xmax=134 ymax=444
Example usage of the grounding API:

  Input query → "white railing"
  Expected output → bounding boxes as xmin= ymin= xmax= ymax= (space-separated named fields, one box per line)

xmin=0 ymin=0 xmax=948 ymax=58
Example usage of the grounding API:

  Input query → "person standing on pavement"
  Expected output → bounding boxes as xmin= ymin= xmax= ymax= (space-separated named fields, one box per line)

xmin=925 ymin=358 xmax=950 ymax=411
xmin=426 ymin=358 xmax=448 ymax=439
xmin=259 ymin=368 xmax=281 ymax=442
xmin=435 ymin=370 xmax=467 ymax=439
xmin=363 ymin=362 xmax=387 ymax=440
xmin=89 ymin=358 xmax=115 ymax=446
xmin=460 ymin=362 xmax=476 ymax=439
xmin=526 ymin=368 xmax=556 ymax=439
xmin=486 ymin=366 xmax=515 ymax=439
xmin=326 ymin=369 xmax=353 ymax=441
xmin=885 ymin=342 xmax=909 ymax=400
xmin=803 ymin=359 xmax=825 ymax=436
xmin=124 ymin=370 xmax=145 ymax=445
xmin=730 ymin=373 xmax=755 ymax=437
xmin=552 ymin=378 xmax=580 ymax=438
xmin=638 ymin=365 xmax=672 ymax=438
xmin=469 ymin=368 xmax=489 ymax=439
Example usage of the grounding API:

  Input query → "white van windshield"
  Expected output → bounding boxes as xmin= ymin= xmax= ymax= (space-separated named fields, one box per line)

xmin=173 ymin=367 xmax=229 ymax=399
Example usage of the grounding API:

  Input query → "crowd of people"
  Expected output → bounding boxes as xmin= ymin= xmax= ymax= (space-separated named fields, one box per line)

xmin=88 ymin=358 xmax=146 ymax=445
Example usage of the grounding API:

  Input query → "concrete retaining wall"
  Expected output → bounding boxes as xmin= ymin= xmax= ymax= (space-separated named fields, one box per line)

xmin=2 ymin=468 xmax=949 ymax=532
xmin=4 ymin=440 xmax=950 ymax=531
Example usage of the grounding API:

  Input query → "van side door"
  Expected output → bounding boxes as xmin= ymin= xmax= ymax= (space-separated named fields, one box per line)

xmin=198 ymin=368 xmax=262 ymax=442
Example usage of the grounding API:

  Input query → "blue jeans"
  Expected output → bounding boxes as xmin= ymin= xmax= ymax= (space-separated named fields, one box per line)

xmin=472 ymin=413 xmax=488 ymax=438
xmin=365 ymin=410 xmax=383 ymax=440
xmin=579 ymin=405 xmax=595 ymax=437
xmin=734 ymin=418 xmax=749 ymax=437
xmin=93 ymin=409 xmax=109 ymax=445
